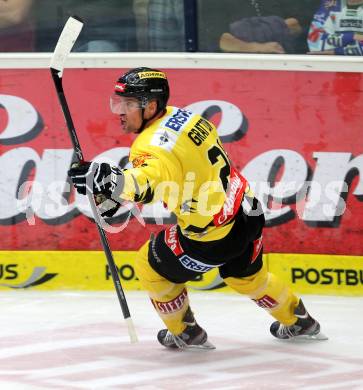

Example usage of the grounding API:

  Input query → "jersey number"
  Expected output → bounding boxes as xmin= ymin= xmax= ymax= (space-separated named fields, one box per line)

xmin=207 ymin=141 xmax=230 ymax=192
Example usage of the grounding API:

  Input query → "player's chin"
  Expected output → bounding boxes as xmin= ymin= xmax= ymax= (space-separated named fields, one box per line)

xmin=121 ymin=125 xmax=135 ymax=134
xmin=120 ymin=121 xmax=128 ymax=133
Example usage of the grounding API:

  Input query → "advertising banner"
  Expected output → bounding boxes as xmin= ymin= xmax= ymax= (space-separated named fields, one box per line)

xmin=268 ymin=254 xmax=363 ymax=296
xmin=0 ymin=251 xmax=231 ymax=292
xmin=1 ymin=251 xmax=361 ymax=295
xmin=0 ymin=68 xmax=362 ymax=257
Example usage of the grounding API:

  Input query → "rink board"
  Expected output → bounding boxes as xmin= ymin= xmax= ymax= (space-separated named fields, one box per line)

xmin=1 ymin=68 xmax=363 ymax=257
xmin=0 ymin=251 xmax=362 ymax=295
xmin=0 ymin=251 xmax=229 ymax=293
xmin=268 ymin=253 xmax=363 ymax=296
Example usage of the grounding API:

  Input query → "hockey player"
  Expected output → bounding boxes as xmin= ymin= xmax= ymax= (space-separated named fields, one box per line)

xmin=68 ymin=67 xmax=327 ymax=349
xmin=308 ymin=0 xmax=363 ymax=55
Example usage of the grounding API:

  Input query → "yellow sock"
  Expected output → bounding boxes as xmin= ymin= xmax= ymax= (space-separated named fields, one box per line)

xmin=134 ymin=240 xmax=190 ymax=334
xmin=224 ymin=261 xmax=299 ymax=326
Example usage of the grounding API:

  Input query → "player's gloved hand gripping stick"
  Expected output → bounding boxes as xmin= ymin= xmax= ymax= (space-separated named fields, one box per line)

xmin=50 ymin=16 xmax=137 ymax=343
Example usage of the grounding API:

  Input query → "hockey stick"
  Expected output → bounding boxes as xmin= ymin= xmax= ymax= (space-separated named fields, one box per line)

xmin=50 ymin=16 xmax=138 ymax=343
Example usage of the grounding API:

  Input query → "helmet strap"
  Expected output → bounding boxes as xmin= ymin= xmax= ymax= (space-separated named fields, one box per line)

xmin=136 ymin=108 xmax=147 ymax=134
xmin=136 ymin=99 xmax=165 ymax=134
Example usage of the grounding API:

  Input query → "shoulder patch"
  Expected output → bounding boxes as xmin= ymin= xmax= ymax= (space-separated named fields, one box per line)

xmin=161 ymin=108 xmax=193 ymax=133
xmin=132 ymin=153 xmax=156 ymax=168
xmin=150 ymin=129 xmax=178 ymax=151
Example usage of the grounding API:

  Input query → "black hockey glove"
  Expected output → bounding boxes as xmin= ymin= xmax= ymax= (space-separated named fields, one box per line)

xmin=95 ymin=195 xmax=121 ymax=218
xmin=68 ymin=161 xmax=124 ymax=197
xmin=68 ymin=162 xmax=124 ymax=217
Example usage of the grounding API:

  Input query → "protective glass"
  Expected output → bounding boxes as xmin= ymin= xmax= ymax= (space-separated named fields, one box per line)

xmin=110 ymin=95 xmax=142 ymax=114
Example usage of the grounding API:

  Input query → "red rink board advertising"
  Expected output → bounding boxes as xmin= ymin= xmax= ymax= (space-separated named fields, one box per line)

xmin=0 ymin=68 xmax=362 ymax=255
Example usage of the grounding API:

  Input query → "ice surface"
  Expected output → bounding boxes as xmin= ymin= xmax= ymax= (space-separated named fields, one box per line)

xmin=0 ymin=291 xmax=362 ymax=390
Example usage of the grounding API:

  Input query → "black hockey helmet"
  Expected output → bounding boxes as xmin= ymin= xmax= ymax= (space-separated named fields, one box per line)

xmin=114 ymin=67 xmax=169 ymax=113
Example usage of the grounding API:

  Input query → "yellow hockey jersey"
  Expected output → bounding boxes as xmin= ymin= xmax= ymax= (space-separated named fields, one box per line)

xmin=120 ymin=106 xmax=248 ymax=241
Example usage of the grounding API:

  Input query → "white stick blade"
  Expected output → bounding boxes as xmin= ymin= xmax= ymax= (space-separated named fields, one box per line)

xmin=125 ymin=317 xmax=138 ymax=344
xmin=50 ymin=16 xmax=84 ymax=73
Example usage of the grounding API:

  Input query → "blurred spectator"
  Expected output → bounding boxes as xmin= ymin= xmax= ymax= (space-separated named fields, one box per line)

xmin=148 ymin=0 xmax=185 ymax=51
xmin=198 ymin=0 xmax=321 ymax=54
xmin=0 ymin=0 xmax=34 ymax=51
xmin=308 ymin=0 xmax=363 ymax=55
xmin=220 ymin=16 xmax=302 ymax=54
xmin=134 ymin=0 xmax=149 ymax=51
xmin=34 ymin=0 xmax=137 ymax=52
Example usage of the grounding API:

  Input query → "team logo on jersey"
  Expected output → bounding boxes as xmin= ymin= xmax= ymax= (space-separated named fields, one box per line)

xmin=132 ymin=153 xmax=155 ymax=168
xmin=159 ymin=131 xmax=169 ymax=145
xmin=150 ymin=129 xmax=178 ymax=151
xmin=164 ymin=225 xmax=184 ymax=256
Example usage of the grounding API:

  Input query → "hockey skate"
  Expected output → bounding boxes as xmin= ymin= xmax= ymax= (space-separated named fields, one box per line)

xmin=270 ymin=299 xmax=328 ymax=341
xmin=157 ymin=307 xmax=215 ymax=350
